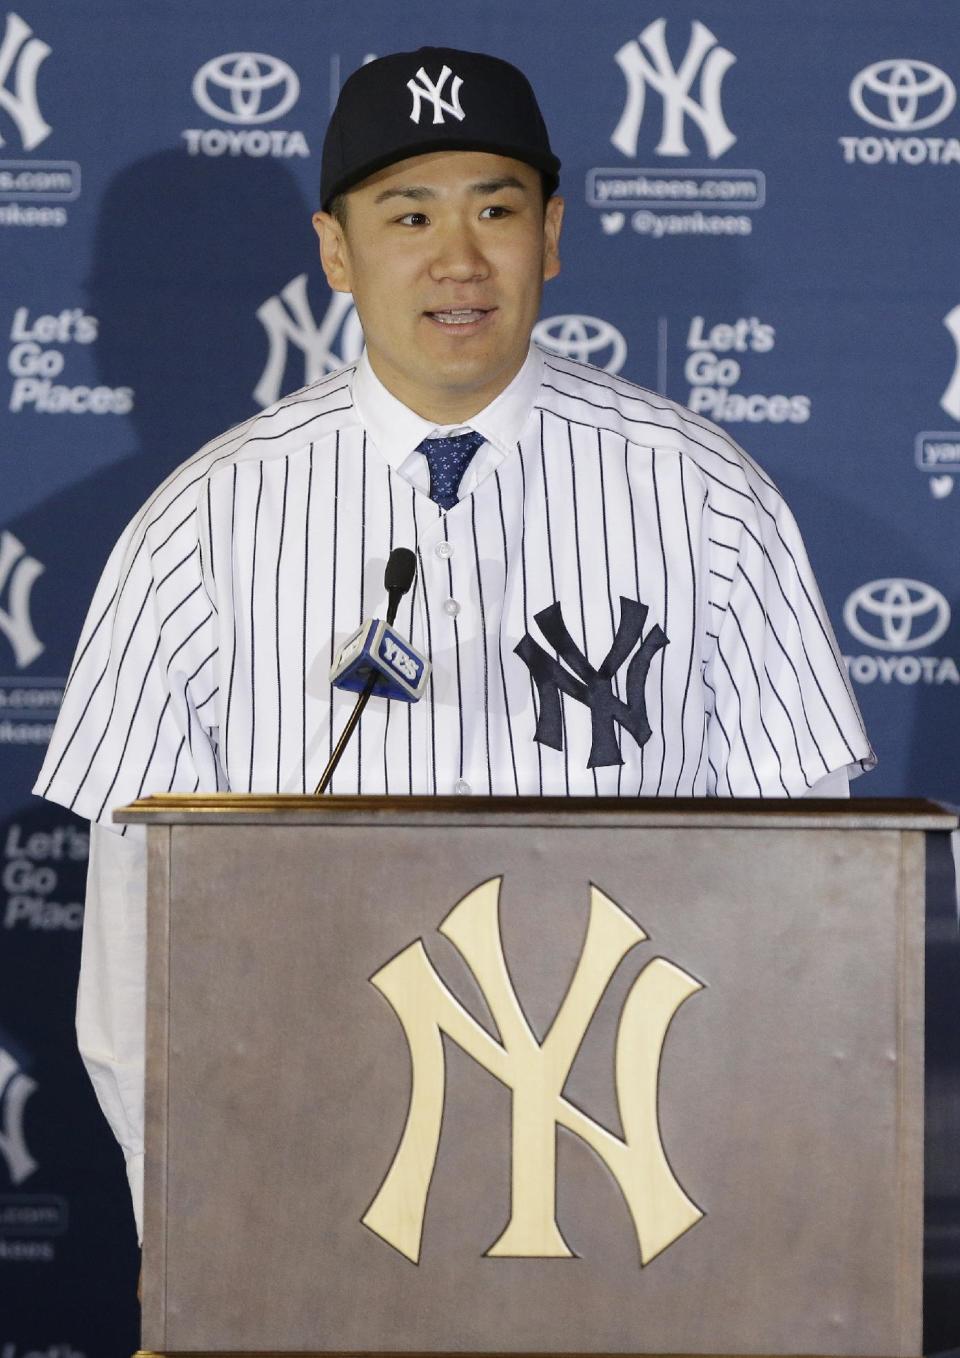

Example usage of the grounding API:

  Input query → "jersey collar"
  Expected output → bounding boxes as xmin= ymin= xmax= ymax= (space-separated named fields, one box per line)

xmin=351 ymin=343 xmax=544 ymax=472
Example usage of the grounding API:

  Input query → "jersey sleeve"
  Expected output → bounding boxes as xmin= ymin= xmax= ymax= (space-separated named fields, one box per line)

xmin=702 ymin=480 xmax=874 ymax=797
xmin=34 ymin=488 xmax=222 ymax=825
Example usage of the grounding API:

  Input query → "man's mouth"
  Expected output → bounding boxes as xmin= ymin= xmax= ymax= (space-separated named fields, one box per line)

xmin=424 ymin=308 xmax=493 ymax=326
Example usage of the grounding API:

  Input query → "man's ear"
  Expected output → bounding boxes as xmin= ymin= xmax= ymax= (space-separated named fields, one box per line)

xmin=542 ymin=195 xmax=564 ymax=283
xmin=312 ymin=210 xmax=353 ymax=293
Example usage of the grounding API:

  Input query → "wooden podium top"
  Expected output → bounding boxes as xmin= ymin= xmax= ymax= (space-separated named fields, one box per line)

xmin=114 ymin=792 xmax=957 ymax=831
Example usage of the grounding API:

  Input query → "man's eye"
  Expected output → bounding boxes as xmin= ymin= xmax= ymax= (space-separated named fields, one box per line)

xmin=397 ymin=211 xmax=429 ymax=226
xmin=480 ymin=205 xmax=511 ymax=219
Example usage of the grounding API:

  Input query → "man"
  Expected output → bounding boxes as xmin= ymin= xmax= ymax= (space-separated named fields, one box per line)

xmin=35 ymin=48 xmax=873 ymax=1239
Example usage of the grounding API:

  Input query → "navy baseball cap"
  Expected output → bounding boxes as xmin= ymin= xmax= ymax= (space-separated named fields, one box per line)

xmin=320 ymin=47 xmax=561 ymax=210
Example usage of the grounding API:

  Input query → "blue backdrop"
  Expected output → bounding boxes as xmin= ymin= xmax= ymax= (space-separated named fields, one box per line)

xmin=1 ymin=2 xmax=958 ymax=1352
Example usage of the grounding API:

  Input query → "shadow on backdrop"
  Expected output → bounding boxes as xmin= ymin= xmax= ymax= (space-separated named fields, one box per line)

xmin=9 ymin=147 xmax=320 ymax=1358
xmin=14 ymin=147 xmax=321 ymax=675
xmin=89 ymin=146 xmax=319 ymax=462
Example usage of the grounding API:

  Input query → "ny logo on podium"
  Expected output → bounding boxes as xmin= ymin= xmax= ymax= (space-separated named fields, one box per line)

xmin=364 ymin=878 xmax=703 ymax=1265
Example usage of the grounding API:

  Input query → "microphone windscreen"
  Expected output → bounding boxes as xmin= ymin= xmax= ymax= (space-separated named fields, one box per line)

xmin=384 ymin=547 xmax=417 ymax=596
xmin=330 ymin=619 xmax=430 ymax=702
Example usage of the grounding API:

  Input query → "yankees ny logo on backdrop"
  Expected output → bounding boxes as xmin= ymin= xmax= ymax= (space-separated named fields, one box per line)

xmin=0 ymin=1045 xmax=38 ymax=1186
xmin=612 ymin=17 xmax=736 ymax=159
xmin=363 ymin=877 xmax=703 ymax=1265
xmin=0 ymin=10 xmax=51 ymax=151
xmin=0 ymin=531 xmax=45 ymax=669
xmin=408 ymin=64 xmax=465 ymax=125
xmin=516 ymin=597 xmax=667 ymax=768
xmin=941 ymin=304 xmax=960 ymax=422
xmin=254 ymin=275 xmax=364 ymax=408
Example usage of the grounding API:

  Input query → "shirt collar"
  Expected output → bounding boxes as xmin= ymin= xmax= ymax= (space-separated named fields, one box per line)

xmin=351 ymin=343 xmax=543 ymax=471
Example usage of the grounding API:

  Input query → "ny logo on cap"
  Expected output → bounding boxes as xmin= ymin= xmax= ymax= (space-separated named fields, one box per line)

xmin=407 ymin=64 xmax=465 ymax=126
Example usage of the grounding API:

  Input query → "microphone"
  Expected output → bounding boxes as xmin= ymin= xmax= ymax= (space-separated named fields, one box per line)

xmin=329 ymin=618 xmax=429 ymax=701
xmin=385 ymin=547 xmax=416 ymax=624
xmin=328 ymin=548 xmax=427 ymax=702
xmin=314 ymin=548 xmax=426 ymax=794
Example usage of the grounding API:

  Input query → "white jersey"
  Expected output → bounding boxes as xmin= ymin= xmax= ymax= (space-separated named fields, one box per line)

xmin=35 ymin=344 xmax=873 ymax=821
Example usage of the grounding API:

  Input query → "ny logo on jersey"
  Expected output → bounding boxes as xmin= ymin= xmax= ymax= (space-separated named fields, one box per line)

xmin=515 ymin=597 xmax=667 ymax=768
xmin=0 ymin=530 xmax=45 ymax=669
xmin=940 ymin=304 xmax=960 ymax=422
xmin=407 ymin=64 xmax=465 ymax=126
xmin=0 ymin=1044 xmax=38 ymax=1185
xmin=254 ymin=275 xmax=364 ymax=407
xmin=364 ymin=877 xmax=703 ymax=1265
xmin=0 ymin=11 xmax=52 ymax=151
xmin=611 ymin=18 xmax=736 ymax=160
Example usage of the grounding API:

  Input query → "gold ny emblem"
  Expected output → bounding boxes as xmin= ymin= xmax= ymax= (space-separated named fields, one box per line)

xmin=364 ymin=878 xmax=703 ymax=1265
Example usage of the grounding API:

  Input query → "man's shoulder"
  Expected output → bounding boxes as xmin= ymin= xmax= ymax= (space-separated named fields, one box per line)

xmin=180 ymin=363 xmax=359 ymax=490
xmin=98 ymin=364 xmax=359 ymax=575
xmin=535 ymin=349 xmax=774 ymax=485
xmin=136 ymin=365 xmax=360 ymax=529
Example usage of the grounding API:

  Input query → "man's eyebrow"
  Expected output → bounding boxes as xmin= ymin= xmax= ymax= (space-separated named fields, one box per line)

xmin=373 ymin=185 xmax=438 ymax=204
xmin=469 ymin=176 xmax=528 ymax=195
xmin=372 ymin=176 xmax=529 ymax=205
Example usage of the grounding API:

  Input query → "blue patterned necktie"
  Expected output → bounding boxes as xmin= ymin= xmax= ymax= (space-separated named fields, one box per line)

xmin=417 ymin=430 xmax=486 ymax=510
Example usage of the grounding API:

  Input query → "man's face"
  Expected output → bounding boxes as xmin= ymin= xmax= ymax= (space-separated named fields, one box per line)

xmin=313 ymin=151 xmax=563 ymax=421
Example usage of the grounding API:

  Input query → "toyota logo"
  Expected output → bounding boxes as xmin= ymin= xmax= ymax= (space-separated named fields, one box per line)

xmin=532 ymin=315 xmax=627 ymax=374
xmin=192 ymin=52 xmax=300 ymax=125
xmin=850 ymin=59 xmax=956 ymax=132
xmin=844 ymin=579 xmax=951 ymax=652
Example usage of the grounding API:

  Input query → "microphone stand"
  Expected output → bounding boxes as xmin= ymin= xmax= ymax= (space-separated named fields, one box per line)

xmin=313 ymin=587 xmax=404 ymax=795
xmin=314 ymin=672 xmax=377 ymax=795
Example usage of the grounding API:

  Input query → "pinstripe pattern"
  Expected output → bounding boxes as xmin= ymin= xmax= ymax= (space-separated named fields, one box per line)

xmin=36 ymin=347 xmax=873 ymax=823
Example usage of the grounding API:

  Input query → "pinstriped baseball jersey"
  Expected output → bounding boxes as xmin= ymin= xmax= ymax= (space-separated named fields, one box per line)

xmin=35 ymin=344 xmax=873 ymax=822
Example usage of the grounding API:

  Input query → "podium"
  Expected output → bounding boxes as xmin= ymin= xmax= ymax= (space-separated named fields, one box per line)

xmin=116 ymin=794 xmax=956 ymax=1358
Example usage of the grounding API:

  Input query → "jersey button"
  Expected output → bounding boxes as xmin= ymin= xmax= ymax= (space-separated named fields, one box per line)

xmin=435 ymin=542 xmax=454 ymax=559
xmin=443 ymin=598 xmax=461 ymax=618
xmin=454 ymin=779 xmax=472 ymax=795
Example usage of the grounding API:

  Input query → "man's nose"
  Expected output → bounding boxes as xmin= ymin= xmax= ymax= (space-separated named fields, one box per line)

xmin=428 ymin=221 xmax=489 ymax=283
